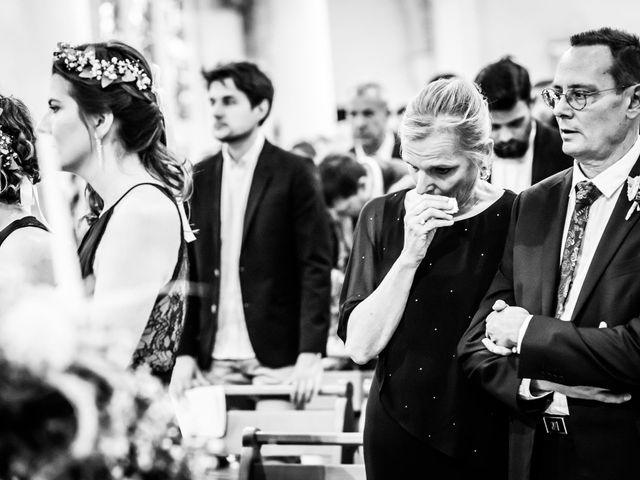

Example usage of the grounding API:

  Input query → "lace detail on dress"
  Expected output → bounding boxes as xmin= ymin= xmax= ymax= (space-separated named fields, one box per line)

xmin=131 ymin=246 xmax=189 ymax=373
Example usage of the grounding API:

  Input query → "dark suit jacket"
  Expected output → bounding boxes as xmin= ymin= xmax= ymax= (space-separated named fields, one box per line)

xmin=530 ymin=121 xmax=573 ymax=184
xmin=178 ymin=140 xmax=332 ymax=371
xmin=458 ymin=158 xmax=640 ymax=480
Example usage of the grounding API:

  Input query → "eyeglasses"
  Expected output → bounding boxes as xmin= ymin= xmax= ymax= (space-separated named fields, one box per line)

xmin=541 ymin=84 xmax=640 ymax=111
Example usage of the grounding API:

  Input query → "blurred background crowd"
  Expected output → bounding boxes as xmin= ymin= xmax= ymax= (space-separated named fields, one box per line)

xmin=3 ymin=0 xmax=639 ymax=162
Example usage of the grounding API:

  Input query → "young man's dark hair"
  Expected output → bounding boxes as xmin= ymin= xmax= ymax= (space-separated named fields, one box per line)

xmin=475 ymin=56 xmax=531 ymax=111
xmin=570 ymin=27 xmax=640 ymax=88
xmin=318 ymin=153 xmax=366 ymax=207
xmin=202 ymin=61 xmax=274 ymax=125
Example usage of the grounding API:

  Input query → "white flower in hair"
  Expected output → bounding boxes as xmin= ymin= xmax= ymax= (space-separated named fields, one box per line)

xmin=54 ymin=42 xmax=152 ymax=91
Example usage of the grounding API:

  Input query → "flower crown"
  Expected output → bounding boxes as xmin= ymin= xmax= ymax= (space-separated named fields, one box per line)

xmin=0 ymin=121 xmax=19 ymax=172
xmin=53 ymin=42 xmax=152 ymax=92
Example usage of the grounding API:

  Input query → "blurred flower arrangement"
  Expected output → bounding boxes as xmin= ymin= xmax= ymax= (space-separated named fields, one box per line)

xmin=0 ymin=263 xmax=219 ymax=479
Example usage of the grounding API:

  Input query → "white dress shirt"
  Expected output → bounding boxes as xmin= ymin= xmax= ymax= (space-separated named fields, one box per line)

xmin=518 ymin=135 xmax=640 ymax=414
xmin=490 ymin=122 xmax=536 ymax=194
xmin=354 ymin=131 xmax=398 ymax=198
xmin=213 ymin=133 xmax=265 ymax=360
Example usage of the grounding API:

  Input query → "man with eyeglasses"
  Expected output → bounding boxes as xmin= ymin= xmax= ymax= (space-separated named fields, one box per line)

xmin=475 ymin=57 xmax=572 ymax=193
xmin=459 ymin=27 xmax=640 ymax=480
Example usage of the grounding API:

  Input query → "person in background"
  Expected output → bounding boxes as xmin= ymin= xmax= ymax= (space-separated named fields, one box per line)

xmin=40 ymin=41 xmax=192 ymax=376
xmin=475 ymin=57 xmax=572 ymax=193
xmin=171 ymin=61 xmax=331 ymax=406
xmin=347 ymin=82 xmax=407 ymax=195
xmin=0 ymin=95 xmax=52 ymax=285
xmin=317 ymin=152 xmax=367 ymax=363
xmin=339 ymin=78 xmax=513 ymax=479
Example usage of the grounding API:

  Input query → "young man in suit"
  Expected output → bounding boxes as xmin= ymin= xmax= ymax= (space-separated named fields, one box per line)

xmin=475 ymin=57 xmax=573 ymax=193
xmin=171 ymin=62 xmax=332 ymax=406
xmin=459 ymin=28 xmax=640 ymax=480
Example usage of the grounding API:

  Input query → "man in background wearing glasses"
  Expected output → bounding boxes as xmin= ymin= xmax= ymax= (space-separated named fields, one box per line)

xmin=459 ymin=27 xmax=640 ymax=480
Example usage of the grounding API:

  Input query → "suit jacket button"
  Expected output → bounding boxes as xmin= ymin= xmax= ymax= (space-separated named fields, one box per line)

xmin=239 ymin=266 xmax=245 ymax=273
xmin=211 ymin=304 xmax=217 ymax=314
xmin=214 ymin=268 xmax=220 ymax=277
xmin=244 ymin=302 xmax=249 ymax=308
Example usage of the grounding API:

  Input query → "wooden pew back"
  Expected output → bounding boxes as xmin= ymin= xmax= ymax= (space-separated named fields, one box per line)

xmin=239 ymin=428 xmax=366 ymax=480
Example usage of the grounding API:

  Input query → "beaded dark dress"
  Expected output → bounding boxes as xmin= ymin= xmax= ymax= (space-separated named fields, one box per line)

xmin=77 ymin=183 xmax=188 ymax=375
xmin=338 ymin=189 xmax=515 ymax=479
xmin=0 ymin=216 xmax=47 ymax=246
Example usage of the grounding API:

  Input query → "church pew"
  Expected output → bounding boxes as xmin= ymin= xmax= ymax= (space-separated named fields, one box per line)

xmin=214 ymin=383 xmax=355 ymax=462
xmin=238 ymin=427 xmax=365 ymax=480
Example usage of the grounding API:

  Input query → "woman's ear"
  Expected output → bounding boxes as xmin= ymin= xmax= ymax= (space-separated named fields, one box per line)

xmin=91 ymin=111 xmax=115 ymax=140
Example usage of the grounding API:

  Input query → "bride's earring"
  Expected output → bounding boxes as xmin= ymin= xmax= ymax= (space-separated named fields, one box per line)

xmin=479 ymin=163 xmax=491 ymax=181
xmin=94 ymin=132 xmax=103 ymax=169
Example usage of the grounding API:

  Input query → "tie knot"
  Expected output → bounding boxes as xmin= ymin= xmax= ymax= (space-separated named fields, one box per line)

xmin=575 ymin=181 xmax=602 ymax=208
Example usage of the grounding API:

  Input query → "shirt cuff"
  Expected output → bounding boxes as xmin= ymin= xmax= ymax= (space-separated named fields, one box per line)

xmin=516 ymin=314 xmax=534 ymax=354
xmin=518 ymin=378 xmax=551 ymax=400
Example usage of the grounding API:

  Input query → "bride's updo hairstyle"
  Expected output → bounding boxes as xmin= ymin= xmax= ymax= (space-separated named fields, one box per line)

xmin=52 ymin=41 xmax=192 ymax=223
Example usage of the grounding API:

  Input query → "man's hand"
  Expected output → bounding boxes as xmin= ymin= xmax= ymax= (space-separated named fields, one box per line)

xmin=485 ymin=300 xmax=530 ymax=349
xmin=286 ymin=352 xmax=323 ymax=408
xmin=533 ymin=380 xmax=632 ymax=404
xmin=481 ymin=338 xmax=515 ymax=356
xmin=169 ymin=355 xmax=208 ymax=397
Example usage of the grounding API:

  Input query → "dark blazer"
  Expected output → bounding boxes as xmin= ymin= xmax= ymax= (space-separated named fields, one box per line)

xmin=178 ymin=140 xmax=332 ymax=371
xmin=458 ymin=158 xmax=640 ymax=480
xmin=530 ymin=121 xmax=573 ymax=184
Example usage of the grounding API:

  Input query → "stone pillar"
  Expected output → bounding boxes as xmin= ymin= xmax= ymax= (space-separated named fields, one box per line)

xmin=251 ymin=0 xmax=336 ymax=148
xmin=431 ymin=0 xmax=482 ymax=79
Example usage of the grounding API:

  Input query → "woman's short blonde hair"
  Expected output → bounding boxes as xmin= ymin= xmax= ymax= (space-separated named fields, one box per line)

xmin=399 ymin=78 xmax=492 ymax=174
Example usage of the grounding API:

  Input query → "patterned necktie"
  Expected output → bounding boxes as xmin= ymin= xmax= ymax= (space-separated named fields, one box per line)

xmin=555 ymin=181 xmax=603 ymax=318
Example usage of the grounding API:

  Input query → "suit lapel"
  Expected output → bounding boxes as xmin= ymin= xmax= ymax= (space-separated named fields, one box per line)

xmin=531 ymin=122 xmax=546 ymax=184
xmin=211 ymin=155 xmax=223 ymax=254
xmin=242 ymin=142 xmax=273 ymax=246
xmin=540 ymin=171 xmax=573 ymax=316
xmin=572 ymin=155 xmax=640 ymax=322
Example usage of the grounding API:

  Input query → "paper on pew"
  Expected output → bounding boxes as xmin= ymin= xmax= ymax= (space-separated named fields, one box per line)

xmin=171 ymin=385 xmax=227 ymax=437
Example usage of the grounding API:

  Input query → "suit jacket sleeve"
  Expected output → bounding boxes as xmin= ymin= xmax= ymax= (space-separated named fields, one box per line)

xmin=458 ymin=194 xmax=551 ymax=416
xmin=519 ymin=314 xmax=640 ymax=390
xmin=176 ymin=237 xmax=200 ymax=357
xmin=291 ymin=159 xmax=332 ymax=354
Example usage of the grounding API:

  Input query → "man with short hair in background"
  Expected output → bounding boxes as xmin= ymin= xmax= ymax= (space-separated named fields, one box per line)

xmin=171 ymin=61 xmax=331 ymax=407
xmin=476 ymin=57 xmax=572 ymax=193
xmin=347 ymin=82 xmax=407 ymax=195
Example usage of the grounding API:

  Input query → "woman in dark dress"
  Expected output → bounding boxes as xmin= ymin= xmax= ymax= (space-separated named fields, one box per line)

xmin=39 ymin=41 xmax=192 ymax=376
xmin=338 ymin=78 xmax=514 ymax=479
xmin=0 ymin=95 xmax=51 ymax=284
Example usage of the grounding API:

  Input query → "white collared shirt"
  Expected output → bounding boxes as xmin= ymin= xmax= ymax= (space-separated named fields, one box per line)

xmin=518 ymin=134 xmax=640 ymax=414
xmin=353 ymin=137 xmax=387 ymax=199
xmin=490 ymin=122 xmax=537 ymax=194
xmin=213 ymin=132 xmax=265 ymax=360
